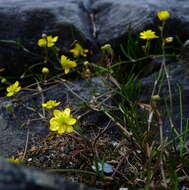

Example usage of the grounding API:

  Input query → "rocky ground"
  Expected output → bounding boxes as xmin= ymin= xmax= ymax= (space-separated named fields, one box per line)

xmin=0 ymin=0 xmax=189 ymax=189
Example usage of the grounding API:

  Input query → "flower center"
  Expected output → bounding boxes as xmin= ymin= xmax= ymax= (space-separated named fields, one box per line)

xmin=58 ymin=117 xmax=66 ymax=125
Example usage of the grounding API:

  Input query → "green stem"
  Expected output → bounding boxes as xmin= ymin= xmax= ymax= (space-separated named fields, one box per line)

xmin=109 ymin=54 xmax=175 ymax=70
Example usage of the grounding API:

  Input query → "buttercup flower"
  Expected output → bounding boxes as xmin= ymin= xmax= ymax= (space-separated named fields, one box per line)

xmin=70 ymin=43 xmax=88 ymax=57
xmin=140 ymin=30 xmax=159 ymax=40
xmin=6 ymin=156 xmax=21 ymax=164
xmin=6 ymin=81 xmax=21 ymax=97
xmin=157 ymin=11 xmax=170 ymax=21
xmin=50 ymin=108 xmax=76 ymax=134
xmin=42 ymin=100 xmax=60 ymax=109
xmin=60 ymin=55 xmax=77 ymax=74
xmin=38 ymin=35 xmax=58 ymax=47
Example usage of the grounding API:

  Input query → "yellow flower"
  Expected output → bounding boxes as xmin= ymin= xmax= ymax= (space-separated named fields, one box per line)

xmin=157 ymin=11 xmax=170 ymax=21
xmin=38 ymin=35 xmax=58 ymax=47
xmin=6 ymin=156 xmax=22 ymax=164
xmin=60 ymin=55 xmax=77 ymax=74
xmin=42 ymin=100 xmax=60 ymax=109
xmin=70 ymin=43 xmax=88 ymax=57
xmin=50 ymin=108 xmax=76 ymax=134
xmin=6 ymin=81 xmax=21 ymax=97
xmin=140 ymin=30 xmax=159 ymax=40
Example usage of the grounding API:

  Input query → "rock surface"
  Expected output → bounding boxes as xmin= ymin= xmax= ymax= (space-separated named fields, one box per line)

xmin=0 ymin=77 xmax=111 ymax=158
xmin=1 ymin=0 xmax=189 ymax=75
xmin=92 ymin=0 xmax=189 ymax=44
xmin=0 ymin=158 xmax=95 ymax=190
xmin=0 ymin=0 xmax=93 ymax=75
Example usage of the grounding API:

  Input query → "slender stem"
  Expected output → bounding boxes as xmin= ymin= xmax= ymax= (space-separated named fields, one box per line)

xmin=108 ymin=54 xmax=175 ymax=70
xmin=144 ymin=40 xmax=151 ymax=55
xmin=159 ymin=21 xmax=168 ymax=188
xmin=22 ymin=127 xmax=30 ymax=160
xmin=151 ymin=61 xmax=164 ymax=97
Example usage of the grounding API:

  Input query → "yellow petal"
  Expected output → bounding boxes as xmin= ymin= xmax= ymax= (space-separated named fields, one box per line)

xmin=64 ymin=67 xmax=70 ymax=74
xmin=42 ymin=103 xmax=47 ymax=107
xmin=14 ymin=81 xmax=19 ymax=87
xmin=69 ymin=61 xmax=77 ymax=67
xmin=7 ymin=92 xmax=14 ymax=97
xmin=15 ymin=86 xmax=21 ymax=93
xmin=61 ymin=55 xmax=67 ymax=65
xmin=50 ymin=119 xmax=59 ymax=131
xmin=69 ymin=49 xmax=74 ymax=53
xmin=50 ymin=125 xmax=59 ymax=131
xmin=66 ymin=117 xmax=76 ymax=125
xmin=38 ymin=39 xmax=46 ymax=47
xmin=47 ymin=42 xmax=54 ymax=47
xmin=66 ymin=125 xmax=74 ymax=133
xmin=55 ymin=102 xmax=60 ymax=106
xmin=58 ymin=125 xmax=66 ymax=134
xmin=70 ymin=49 xmax=79 ymax=57
xmin=47 ymin=36 xmax=52 ymax=41
xmin=6 ymin=86 xmax=11 ymax=92
xmin=63 ymin=108 xmax=71 ymax=117
xmin=52 ymin=36 xmax=58 ymax=42
xmin=53 ymin=109 xmax=62 ymax=117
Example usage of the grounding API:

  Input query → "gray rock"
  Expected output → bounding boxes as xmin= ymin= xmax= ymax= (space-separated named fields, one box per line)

xmin=0 ymin=0 xmax=93 ymax=75
xmin=1 ymin=0 xmax=189 ymax=75
xmin=179 ymin=39 xmax=189 ymax=76
xmin=0 ymin=76 xmax=111 ymax=158
xmin=91 ymin=0 xmax=189 ymax=44
xmin=0 ymin=158 xmax=95 ymax=190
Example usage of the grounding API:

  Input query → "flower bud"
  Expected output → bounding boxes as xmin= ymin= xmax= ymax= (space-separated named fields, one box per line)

xmin=42 ymin=67 xmax=49 ymax=75
xmin=151 ymin=95 xmax=160 ymax=102
xmin=164 ymin=37 xmax=173 ymax=43
xmin=101 ymin=44 xmax=113 ymax=55
xmin=42 ymin=33 xmax=47 ymax=38
xmin=85 ymin=69 xmax=91 ymax=74
xmin=157 ymin=11 xmax=170 ymax=21
xmin=1 ymin=78 xmax=7 ymax=84
xmin=5 ymin=103 xmax=13 ymax=112
xmin=83 ymin=61 xmax=89 ymax=66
